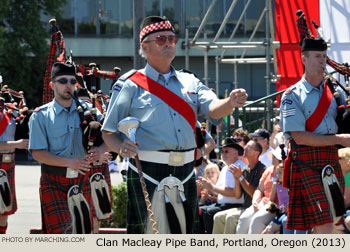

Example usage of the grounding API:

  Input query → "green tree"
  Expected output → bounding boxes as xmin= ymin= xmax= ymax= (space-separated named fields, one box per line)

xmin=0 ymin=0 xmax=66 ymax=108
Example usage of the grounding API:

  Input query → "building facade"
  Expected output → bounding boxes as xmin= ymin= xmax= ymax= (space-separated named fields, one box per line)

xmin=54 ymin=0 xmax=275 ymax=99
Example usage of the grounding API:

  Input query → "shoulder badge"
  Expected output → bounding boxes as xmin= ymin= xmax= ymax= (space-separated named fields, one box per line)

xmin=113 ymin=82 xmax=122 ymax=92
xmin=118 ymin=69 xmax=137 ymax=81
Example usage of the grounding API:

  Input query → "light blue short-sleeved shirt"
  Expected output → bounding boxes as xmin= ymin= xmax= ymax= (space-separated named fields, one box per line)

xmin=0 ymin=110 xmax=16 ymax=153
xmin=28 ymin=99 xmax=99 ymax=160
xmin=280 ymin=77 xmax=346 ymax=139
xmin=102 ymin=63 xmax=222 ymax=151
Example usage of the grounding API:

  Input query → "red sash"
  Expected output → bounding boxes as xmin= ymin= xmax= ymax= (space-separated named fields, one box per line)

xmin=0 ymin=112 xmax=11 ymax=137
xmin=129 ymin=71 xmax=196 ymax=133
xmin=305 ymin=80 xmax=333 ymax=132
xmin=129 ymin=71 xmax=198 ymax=160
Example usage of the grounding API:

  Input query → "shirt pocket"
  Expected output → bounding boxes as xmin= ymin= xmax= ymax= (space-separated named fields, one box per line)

xmin=131 ymin=96 xmax=165 ymax=127
xmin=48 ymin=127 xmax=69 ymax=152
xmin=182 ymin=93 xmax=198 ymax=115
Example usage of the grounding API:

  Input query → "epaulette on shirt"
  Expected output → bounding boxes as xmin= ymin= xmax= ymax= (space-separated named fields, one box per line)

xmin=284 ymin=86 xmax=294 ymax=95
xmin=33 ymin=103 xmax=50 ymax=112
xmin=112 ymin=69 xmax=137 ymax=92
xmin=179 ymin=69 xmax=198 ymax=78
xmin=118 ymin=69 xmax=137 ymax=81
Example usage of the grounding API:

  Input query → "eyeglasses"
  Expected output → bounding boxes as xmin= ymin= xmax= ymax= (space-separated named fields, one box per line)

xmin=55 ymin=78 xmax=77 ymax=85
xmin=143 ymin=35 xmax=178 ymax=46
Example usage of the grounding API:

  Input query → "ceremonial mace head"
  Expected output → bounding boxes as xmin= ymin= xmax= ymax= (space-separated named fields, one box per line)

xmin=117 ymin=117 xmax=140 ymax=143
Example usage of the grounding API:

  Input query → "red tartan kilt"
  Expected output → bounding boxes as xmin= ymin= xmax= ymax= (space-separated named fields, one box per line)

xmin=89 ymin=163 xmax=113 ymax=220
xmin=0 ymin=160 xmax=17 ymax=216
xmin=40 ymin=172 xmax=92 ymax=234
xmin=286 ymin=145 xmax=344 ymax=231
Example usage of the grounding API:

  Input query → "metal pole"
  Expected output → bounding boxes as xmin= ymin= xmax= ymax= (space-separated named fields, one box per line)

xmin=220 ymin=0 xmax=252 ymax=59
xmin=185 ymin=29 xmax=189 ymax=70
xmin=234 ymin=62 xmax=238 ymax=89
xmin=160 ymin=0 xmax=163 ymax=17
xmin=215 ymin=56 xmax=220 ymax=97
xmin=204 ymin=45 xmax=209 ymax=86
xmin=96 ymin=0 xmax=100 ymax=35
xmin=265 ymin=0 xmax=272 ymax=131
xmin=241 ymin=8 xmax=267 ymax=58
xmin=118 ymin=0 xmax=122 ymax=35
xmin=191 ymin=0 xmax=217 ymax=45
xmin=133 ymin=0 xmax=146 ymax=69
xmin=213 ymin=0 xmax=239 ymax=42
xmin=74 ymin=0 xmax=78 ymax=35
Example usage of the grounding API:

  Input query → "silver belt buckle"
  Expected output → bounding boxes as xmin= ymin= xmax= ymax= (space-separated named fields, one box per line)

xmin=66 ymin=168 xmax=79 ymax=178
xmin=2 ymin=154 xmax=13 ymax=163
xmin=168 ymin=151 xmax=185 ymax=166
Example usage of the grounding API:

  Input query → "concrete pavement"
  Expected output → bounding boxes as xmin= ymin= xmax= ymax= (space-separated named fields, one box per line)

xmin=6 ymin=162 xmax=123 ymax=234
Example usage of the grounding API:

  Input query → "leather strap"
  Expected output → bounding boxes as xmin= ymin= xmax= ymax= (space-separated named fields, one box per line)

xmin=305 ymin=80 xmax=333 ymax=132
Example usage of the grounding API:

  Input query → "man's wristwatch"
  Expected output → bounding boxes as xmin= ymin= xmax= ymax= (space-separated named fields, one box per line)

xmin=239 ymin=175 xmax=244 ymax=182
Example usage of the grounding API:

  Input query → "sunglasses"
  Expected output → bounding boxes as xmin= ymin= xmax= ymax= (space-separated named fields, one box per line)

xmin=55 ymin=78 xmax=77 ymax=85
xmin=144 ymin=35 xmax=178 ymax=46
xmin=235 ymin=138 xmax=243 ymax=142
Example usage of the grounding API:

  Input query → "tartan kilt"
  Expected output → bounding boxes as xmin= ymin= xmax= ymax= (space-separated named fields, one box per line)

xmin=40 ymin=172 xmax=93 ymax=234
xmin=0 ymin=160 xmax=17 ymax=216
xmin=126 ymin=159 xmax=199 ymax=234
xmin=89 ymin=162 xmax=113 ymax=220
xmin=286 ymin=145 xmax=344 ymax=231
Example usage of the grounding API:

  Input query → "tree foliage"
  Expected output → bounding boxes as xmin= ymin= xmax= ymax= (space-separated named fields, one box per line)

xmin=0 ymin=0 xmax=66 ymax=108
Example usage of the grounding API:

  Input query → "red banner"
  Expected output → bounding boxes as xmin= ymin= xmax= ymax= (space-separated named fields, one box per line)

xmin=275 ymin=0 xmax=320 ymax=105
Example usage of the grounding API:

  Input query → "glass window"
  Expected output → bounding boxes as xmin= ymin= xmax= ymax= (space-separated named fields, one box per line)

xmin=58 ymin=1 xmax=75 ymax=35
xmin=98 ymin=0 xmax=133 ymax=37
xmin=76 ymin=0 xmax=97 ymax=35
xmin=145 ymin=0 xmax=161 ymax=16
xmin=57 ymin=0 xmax=267 ymax=38
xmin=162 ymin=0 xmax=183 ymax=35
xmin=184 ymin=0 xmax=206 ymax=37
xmin=118 ymin=0 xmax=133 ymax=37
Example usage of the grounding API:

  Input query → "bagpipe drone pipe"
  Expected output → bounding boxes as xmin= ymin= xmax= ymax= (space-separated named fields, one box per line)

xmin=71 ymin=90 xmax=113 ymax=222
xmin=296 ymin=10 xmax=350 ymax=134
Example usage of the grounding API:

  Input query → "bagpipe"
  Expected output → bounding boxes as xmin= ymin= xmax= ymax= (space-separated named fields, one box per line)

xmin=43 ymin=18 xmax=121 ymax=115
xmin=296 ymin=10 xmax=350 ymax=134
xmin=0 ymin=77 xmax=29 ymax=127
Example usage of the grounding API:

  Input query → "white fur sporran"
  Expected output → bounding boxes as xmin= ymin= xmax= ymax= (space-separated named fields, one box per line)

xmin=90 ymin=172 xmax=112 ymax=220
xmin=67 ymin=185 xmax=92 ymax=234
xmin=0 ymin=169 xmax=12 ymax=214
xmin=144 ymin=176 xmax=187 ymax=234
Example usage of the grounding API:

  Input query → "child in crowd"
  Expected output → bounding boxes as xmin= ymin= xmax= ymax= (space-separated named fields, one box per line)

xmin=198 ymin=163 xmax=220 ymax=206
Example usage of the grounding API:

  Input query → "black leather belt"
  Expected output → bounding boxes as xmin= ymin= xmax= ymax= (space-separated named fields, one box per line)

xmin=41 ymin=164 xmax=67 ymax=177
